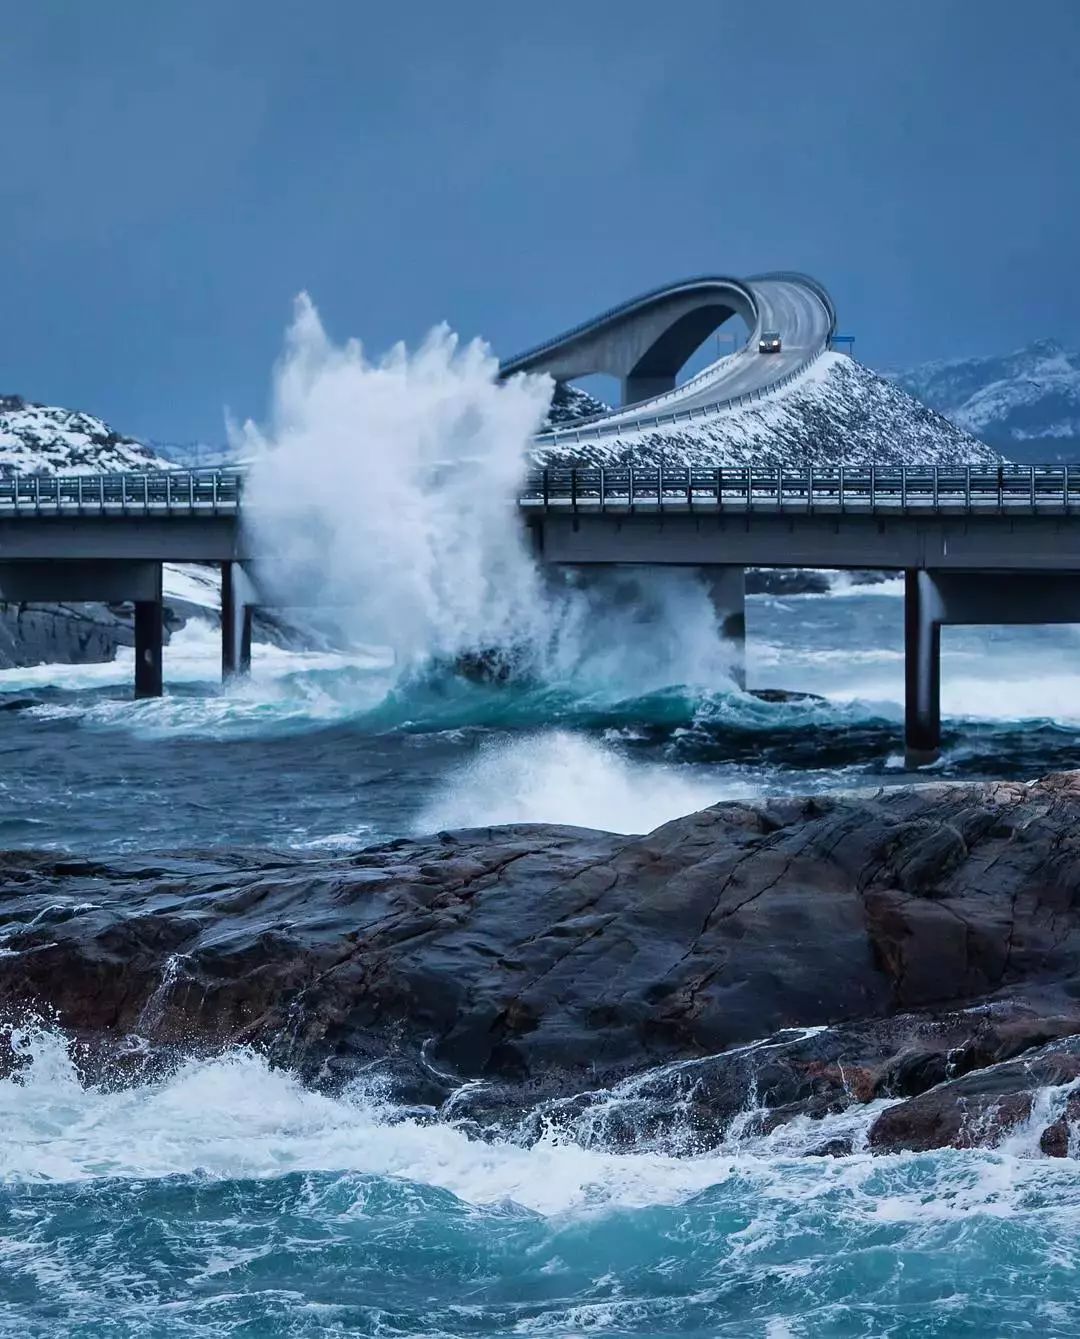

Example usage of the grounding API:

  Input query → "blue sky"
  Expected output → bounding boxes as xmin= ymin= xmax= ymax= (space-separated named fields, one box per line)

xmin=1 ymin=0 xmax=1078 ymax=442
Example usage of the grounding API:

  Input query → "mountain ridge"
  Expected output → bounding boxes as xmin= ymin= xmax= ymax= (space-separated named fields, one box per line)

xmin=890 ymin=339 xmax=1080 ymax=462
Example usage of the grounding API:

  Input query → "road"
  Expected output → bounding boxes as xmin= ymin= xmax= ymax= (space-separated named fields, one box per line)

xmin=501 ymin=272 xmax=836 ymax=444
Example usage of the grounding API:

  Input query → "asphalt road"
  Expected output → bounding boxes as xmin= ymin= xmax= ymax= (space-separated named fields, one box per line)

xmin=597 ymin=277 xmax=833 ymax=429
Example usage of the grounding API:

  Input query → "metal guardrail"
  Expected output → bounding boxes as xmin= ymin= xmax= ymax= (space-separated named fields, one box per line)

xmin=543 ymin=344 xmax=753 ymax=435
xmin=8 ymin=464 xmax=1076 ymax=524
xmin=520 ymin=465 xmax=1080 ymax=516
xmin=0 ymin=470 xmax=244 ymax=516
xmin=534 ymin=345 xmax=830 ymax=449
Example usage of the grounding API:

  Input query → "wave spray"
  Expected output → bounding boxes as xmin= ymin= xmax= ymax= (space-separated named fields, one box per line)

xmin=238 ymin=295 xmax=552 ymax=672
xmin=239 ymin=296 xmax=738 ymax=697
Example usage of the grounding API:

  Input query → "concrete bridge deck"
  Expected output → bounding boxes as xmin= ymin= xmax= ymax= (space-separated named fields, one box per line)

xmin=3 ymin=465 xmax=1080 ymax=765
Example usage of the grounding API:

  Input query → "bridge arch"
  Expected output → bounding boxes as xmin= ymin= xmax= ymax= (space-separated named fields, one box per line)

xmin=500 ymin=277 xmax=760 ymax=406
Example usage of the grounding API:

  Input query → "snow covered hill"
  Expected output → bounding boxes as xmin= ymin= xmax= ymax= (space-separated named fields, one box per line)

xmin=542 ymin=381 xmax=611 ymax=427
xmin=536 ymin=353 xmax=999 ymax=467
xmin=0 ymin=395 xmax=174 ymax=475
xmin=891 ymin=340 xmax=1080 ymax=462
xmin=0 ymin=395 xmax=220 ymax=668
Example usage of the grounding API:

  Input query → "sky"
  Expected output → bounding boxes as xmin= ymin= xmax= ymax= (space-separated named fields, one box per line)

xmin=1 ymin=0 xmax=1078 ymax=444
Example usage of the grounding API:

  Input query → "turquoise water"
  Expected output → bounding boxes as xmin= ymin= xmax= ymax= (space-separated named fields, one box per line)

xmin=3 ymin=1037 xmax=1080 ymax=1338
xmin=4 ymin=586 xmax=1080 ymax=1335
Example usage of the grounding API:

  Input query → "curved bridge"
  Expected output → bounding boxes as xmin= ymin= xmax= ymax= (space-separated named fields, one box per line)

xmin=500 ymin=271 xmax=836 ymax=440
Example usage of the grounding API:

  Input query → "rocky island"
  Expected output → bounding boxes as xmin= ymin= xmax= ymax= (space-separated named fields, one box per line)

xmin=5 ymin=770 xmax=1080 ymax=1157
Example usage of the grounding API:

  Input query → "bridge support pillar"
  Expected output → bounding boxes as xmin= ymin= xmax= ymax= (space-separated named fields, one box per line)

xmin=622 ymin=372 xmax=676 ymax=406
xmin=904 ymin=570 xmax=941 ymax=768
xmin=221 ymin=561 xmax=254 ymax=681
xmin=701 ymin=565 xmax=746 ymax=690
xmin=134 ymin=565 xmax=164 ymax=699
xmin=903 ymin=568 xmax=1080 ymax=766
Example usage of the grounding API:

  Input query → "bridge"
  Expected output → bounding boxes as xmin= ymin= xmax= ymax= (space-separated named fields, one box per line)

xmin=3 ymin=464 xmax=1080 ymax=765
xmin=499 ymin=271 xmax=836 ymax=439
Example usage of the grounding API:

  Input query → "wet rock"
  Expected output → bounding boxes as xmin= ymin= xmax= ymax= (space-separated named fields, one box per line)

xmin=804 ymin=1138 xmax=853 ymax=1158
xmin=747 ymin=688 xmax=827 ymax=706
xmin=868 ymin=1037 xmax=1080 ymax=1153
xmin=745 ymin=569 xmax=894 ymax=598
xmin=1039 ymin=1095 xmax=1080 ymax=1157
xmin=6 ymin=773 xmax=1080 ymax=1147
xmin=0 ymin=602 xmax=146 ymax=669
xmin=0 ymin=585 xmax=300 ymax=671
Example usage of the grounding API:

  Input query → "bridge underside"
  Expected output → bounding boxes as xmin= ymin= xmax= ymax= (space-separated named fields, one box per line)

xmin=4 ymin=504 xmax=1080 ymax=765
xmin=903 ymin=570 xmax=1080 ymax=766
xmin=0 ymin=558 xmax=255 ymax=699
xmin=530 ymin=512 xmax=1080 ymax=571
xmin=620 ymin=303 xmax=748 ymax=405
xmin=0 ymin=515 xmax=243 ymax=562
xmin=500 ymin=281 xmax=756 ymax=407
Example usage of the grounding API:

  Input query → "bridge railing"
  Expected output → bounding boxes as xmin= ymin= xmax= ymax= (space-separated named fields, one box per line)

xmin=533 ymin=345 xmax=829 ymax=449
xmin=0 ymin=469 xmax=244 ymax=516
xmin=519 ymin=465 xmax=1080 ymax=515
xmin=5 ymin=464 xmax=1078 ymax=523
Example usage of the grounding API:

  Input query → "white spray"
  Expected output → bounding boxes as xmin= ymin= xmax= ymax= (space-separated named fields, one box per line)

xmin=239 ymin=295 xmax=553 ymax=672
xmin=239 ymin=296 xmax=739 ymax=697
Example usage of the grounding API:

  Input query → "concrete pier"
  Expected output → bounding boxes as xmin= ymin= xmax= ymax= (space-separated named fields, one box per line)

xmin=134 ymin=566 xmax=164 ymax=698
xmin=0 ymin=560 xmax=166 ymax=699
xmin=904 ymin=569 xmax=1080 ymax=766
xmin=221 ymin=561 xmax=254 ymax=681
xmin=904 ymin=570 xmax=941 ymax=767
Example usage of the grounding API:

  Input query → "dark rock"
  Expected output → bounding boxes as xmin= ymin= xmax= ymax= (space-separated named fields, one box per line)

xmin=746 ymin=569 xmax=834 ymax=596
xmin=543 ymin=382 xmax=611 ymax=427
xmin=0 ymin=590 xmax=298 ymax=671
xmin=6 ymin=773 xmax=1080 ymax=1147
xmin=1040 ymin=1095 xmax=1080 ymax=1157
xmin=0 ymin=602 xmax=140 ymax=669
xmin=748 ymin=688 xmax=827 ymax=706
xmin=868 ymin=1037 xmax=1080 ymax=1152
xmin=744 ymin=569 xmax=896 ymax=598
xmin=805 ymin=1138 xmax=853 ymax=1158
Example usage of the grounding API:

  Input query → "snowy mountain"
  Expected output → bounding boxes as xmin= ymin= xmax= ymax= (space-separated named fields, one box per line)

xmin=537 ymin=353 xmax=999 ymax=467
xmin=145 ymin=438 xmax=234 ymax=468
xmin=0 ymin=395 xmax=174 ymax=476
xmin=891 ymin=340 xmax=1080 ymax=462
xmin=0 ymin=396 xmax=211 ymax=670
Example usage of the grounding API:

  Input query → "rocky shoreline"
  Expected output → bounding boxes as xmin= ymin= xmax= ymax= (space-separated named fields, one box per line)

xmin=5 ymin=771 xmax=1080 ymax=1155
xmin=0 ymin=599 xmax=192 ymax=670
xmin=0 ymin=589 xmax=302 ymax=671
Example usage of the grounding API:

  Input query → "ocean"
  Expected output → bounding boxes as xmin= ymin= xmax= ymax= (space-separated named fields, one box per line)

xmin=5 ymin=307 xmax=1080 ymax=1337
xmin=4 ymin=584 xmax=1080 ymax=1337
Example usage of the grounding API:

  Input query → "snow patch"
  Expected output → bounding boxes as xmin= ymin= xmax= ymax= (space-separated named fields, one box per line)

xmin=0 ymin=395 xmax=174 ymax=476
xmin=536 ymin=354 xmax=998 ymax=468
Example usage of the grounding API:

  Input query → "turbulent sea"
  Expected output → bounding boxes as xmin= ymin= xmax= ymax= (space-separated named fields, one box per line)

xmin=5 ymin=583 xmax=1080 ymax=1336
